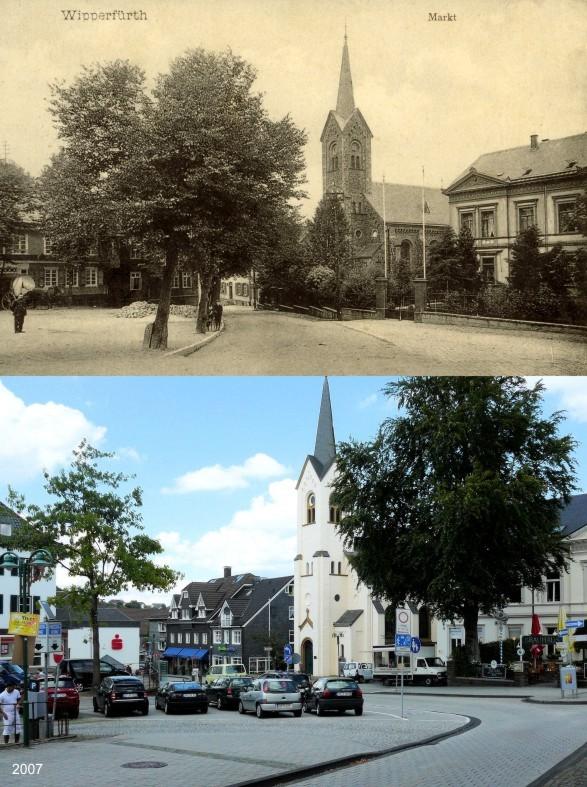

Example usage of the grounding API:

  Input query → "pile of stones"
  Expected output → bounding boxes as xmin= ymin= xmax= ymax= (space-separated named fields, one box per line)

xmin=117 ymin=302 xmax=197 ymax=318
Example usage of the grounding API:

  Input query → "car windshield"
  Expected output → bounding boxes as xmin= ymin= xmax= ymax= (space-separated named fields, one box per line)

xmin=427 ymin=658 xmax=446 ymax=667
xmin=326 ymin=680 xmax=358 ymax=689
xmin=225 ymin=665 xmax=245 ymax=674
xmin=2 ymin=664 xmax=24 ymax=677
xmin=40 ymin=678 xmax=75 ymax=689
xmin=230 ymin=679 xmax=253 ymax=687
xmin=289 ymin=674 xmax=309 ymax=686
xmin=113 ymin=680 xmax=143 ymax=689
xmin=172 ymin=682 xmax=201 ymax=690
xmin=263 ymin=680 xmax=297 ymax=693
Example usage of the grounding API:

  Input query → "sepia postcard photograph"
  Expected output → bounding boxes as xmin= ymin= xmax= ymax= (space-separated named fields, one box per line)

xmin=0 ymin=0 xmax=585 ymax=375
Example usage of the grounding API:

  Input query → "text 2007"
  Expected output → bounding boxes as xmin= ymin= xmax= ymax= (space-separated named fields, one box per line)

xmin=12 ymin=764 xmax=43 ymax=775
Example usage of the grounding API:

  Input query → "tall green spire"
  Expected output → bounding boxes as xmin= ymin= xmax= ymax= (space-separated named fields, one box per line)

xmin=336 ymin=32 xmax=355 ymax=120
xmin=314 ymin=377 xmax=336 ymax=470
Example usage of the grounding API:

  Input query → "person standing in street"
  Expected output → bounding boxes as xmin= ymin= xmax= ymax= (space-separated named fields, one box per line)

xmin=11 ymin=295 xmax=27 ymax=333
xmin=0 ymin=682 xmax=22 ymax=744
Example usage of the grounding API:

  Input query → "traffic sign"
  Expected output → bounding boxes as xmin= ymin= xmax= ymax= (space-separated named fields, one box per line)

xmin=395 ymin=633 xmax=411 ymax=652
xmin=38 ymin=622 xmax=62 ymax=637
xmin=566 ymin=619 xmax=584 ymax=629
xmin=284 ymin=643 xmax=293 ymax=664
xmin=516 ymin=647 xmax=524 ymax=656
xmin=410 ymin=636 xmax=421 ymax=654
xmin=52 ymin=652 xmax=64 ymax=665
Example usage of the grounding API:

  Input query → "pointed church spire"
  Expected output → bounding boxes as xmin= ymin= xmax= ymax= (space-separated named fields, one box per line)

xmin=314 ymin=377 xmax=336 ymax=470
xmin=336 ymin=33 xmax=355 ymax=120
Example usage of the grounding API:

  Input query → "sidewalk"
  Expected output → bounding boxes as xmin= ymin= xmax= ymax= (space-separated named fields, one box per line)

xmin=362 ymin=682 xmax=587 ymax=704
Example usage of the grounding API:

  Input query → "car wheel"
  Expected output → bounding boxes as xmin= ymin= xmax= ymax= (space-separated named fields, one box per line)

xmin=354 ymin=707 xmax=363 ymax=716
xmin=92 ymin=698 xmax=98 ymax=713
xmin=217 ymin=696 xmax=223 ymax=710
xmin=200 ymin=705 xmax=208 ymax=714
xmin=424 ymin=677 xmax=433 ymax=687
xmin=302 ymin=701 xmax=310 ymax=714
xmin=141 ymin=704 xmax=149 ymax=716
xmin=238 ymin=701 xmax=246 ymax=714
xmin=293 ymin=709 xmax=302 ymax=718
xmin=105 ymin=701 xmax=114 ymax=718
xmin=74 ymin=681 xmax=84 ymax=693
xmin=164 ymin=700 xmax=171 ymax=715
xmin=316 ymin=703 xmax=323 ymax=717
xmin=256 ymin=704 xmax=265 ymax=719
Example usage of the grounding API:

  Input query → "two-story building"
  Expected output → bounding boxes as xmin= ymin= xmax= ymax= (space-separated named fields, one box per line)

xmin=444 ymin=133 xmax=586 ymax=284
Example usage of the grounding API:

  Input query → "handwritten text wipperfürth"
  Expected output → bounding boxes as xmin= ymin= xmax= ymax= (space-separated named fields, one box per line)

xmin=61 ymin=9 xmax=147 ymax=21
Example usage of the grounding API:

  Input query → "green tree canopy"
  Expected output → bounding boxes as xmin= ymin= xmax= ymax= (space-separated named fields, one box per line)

xmin=306 ymin=195 xmax=351 ymax=316
xmin=0 ymin=162 xmax=34 ymax=253
xmin=8 ymin=441 xmax=180 ymax=689
xmin=331 ymin=377 xmax=576 ymax=663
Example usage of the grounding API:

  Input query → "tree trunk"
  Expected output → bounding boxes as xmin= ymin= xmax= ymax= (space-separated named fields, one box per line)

xmin=462 ymin=603 xmax=480 ymax=664
xmin=146 ymin=239 xmax=178 ymax=350
xmin=90 ymin=595 xmax=101 ymax=695
xmin=196 ymin=269 xmax=213 ymax=334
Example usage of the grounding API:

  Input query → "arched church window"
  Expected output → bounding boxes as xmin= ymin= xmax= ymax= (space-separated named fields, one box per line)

xmin=329 ymin=499 xmax=341 ymax=524
xmin=337 ymin=561 xmax=342 ymax=574
xmin=400 ymin=240 xmax=411 ymax=262
xmin=306 ymin=493 xmax=316 ymax=524
xmin=305 ymin=562 xmax=309 ymax=575
xmin=351 ymin=140 xmax=362 ymax=169
xmin=330 ymin=561 xmax=335 ymax=574
xmin=329 ymin=142 xmax=338 ymax=172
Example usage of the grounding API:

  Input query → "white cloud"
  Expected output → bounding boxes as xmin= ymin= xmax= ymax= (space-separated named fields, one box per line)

xmin=116 ymin=447 xmax=144 ymax=463
xmin=162 ymin=452 xmax=287 ymax=494
xmin=526 ymin=377 xmax=587 ymax=423
xmin=0 ymin=381 xmax=106 ymax=482
xmin=155 ymin=478 xmax=297 ymax=581
xmin=358 ymin=393 xmax=377 ymax=410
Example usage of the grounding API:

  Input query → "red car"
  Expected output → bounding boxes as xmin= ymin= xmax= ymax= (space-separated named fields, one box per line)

xmin=39 ymin=676 xmax=80 ymax=719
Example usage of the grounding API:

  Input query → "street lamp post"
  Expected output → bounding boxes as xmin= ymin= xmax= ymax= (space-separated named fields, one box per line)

xmin=0 ymin=549 xmax=53 ymax=747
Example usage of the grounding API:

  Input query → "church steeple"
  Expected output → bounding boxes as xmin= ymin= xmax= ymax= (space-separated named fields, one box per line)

xmin=314 ymin=377 xmax=336 ymax=471
xmin=336 ymin=33 xmax=355 ymax=120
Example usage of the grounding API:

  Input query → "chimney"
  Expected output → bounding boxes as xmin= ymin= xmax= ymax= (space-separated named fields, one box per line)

xmin=223 ymin=566 xmax=231 ymax=578
xmin=530 ymin=134 xmax=539 ymax=149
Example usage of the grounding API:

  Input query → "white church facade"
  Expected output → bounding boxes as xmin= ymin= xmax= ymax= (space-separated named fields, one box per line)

xmin=293 ymin=380 xmax=587 ymax=677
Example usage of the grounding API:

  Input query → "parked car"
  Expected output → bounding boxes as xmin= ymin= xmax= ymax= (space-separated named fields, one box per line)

xmin=0 ymin=662 xmax=24 ymax=690
xmin=304 ymin=677 xmax=363 ymax=716
xmin=92 ymin=675 xmax=149 ymax=717
xmin=204 ymin=663 xmax=247 ymax=685
xmin=205 ymin=677 xmax=254 ymax=710
xmin=58 ymin=658 xmax=128 ymax=691
xmin=341 ymin=662 xmax=373 ymax=682
xmin=239 ymin=677 xmax=302 ymax=718
xmin=155 ymin=681 xmax=208 ymax=714
xmin=259 ymin=671 xmax=311 ymax=699
xmin=38 ymin=676 xmax=80 ymax=719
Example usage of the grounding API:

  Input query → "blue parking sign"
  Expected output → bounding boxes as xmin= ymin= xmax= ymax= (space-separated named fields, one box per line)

xmin=410 ymin=636 xmax=421 ymax=654
xmin=284 ymin=643 xmax=293 ymax=660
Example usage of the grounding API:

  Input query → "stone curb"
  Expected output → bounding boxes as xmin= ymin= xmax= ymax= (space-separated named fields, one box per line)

xmin=368 ymin=689 xmax=587 ymax=705
xmin=525 ymin=741 xmax=587 ymax=786
xmin=225 ymin=713 xmax=481 ymax=787
xmin=163 ymin=320 xmax=225 ymax=358
xmin=522 ymin=697 xmax=587 ymax=705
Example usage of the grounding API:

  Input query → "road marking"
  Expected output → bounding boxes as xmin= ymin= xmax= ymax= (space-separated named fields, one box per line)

xmin=365 ymin=710 xmax=407 ymax=720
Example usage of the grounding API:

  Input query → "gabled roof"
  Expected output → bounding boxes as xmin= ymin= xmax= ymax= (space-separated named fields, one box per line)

xmin=55 ymin=606 xmax=140 ymax=629
xmin=319 ymin=108 xmax=374 ymax=143
xmin=561 ymin=493 xmax=587 ymax=537
xmin=296 ymin=378 xmax=337 ymax=489
xmin=446 ymin=133 xmax=587 ymax=190
xmin=240 ymin=576 xmax=293 ymax=625
xmin=0 ymin=501 xmax=27 ymax=532
xmin=372 ymin=599 xmax=385 ymax=614
xmin=367 ymin=183 xmax=449 ymax=226
xmin=333 ymin=609 xmax=363 ymax=627
xmin=336 ymin=34 xmax=355 ymax=121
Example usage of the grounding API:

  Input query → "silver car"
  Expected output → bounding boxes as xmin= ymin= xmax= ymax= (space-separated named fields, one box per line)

xmin=238 ymin=677 xmax=302 ymax=718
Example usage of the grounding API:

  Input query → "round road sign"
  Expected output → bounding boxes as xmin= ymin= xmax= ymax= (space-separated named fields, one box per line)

xmin=490 ymin=659 xmax=498 ymax=669
xmin=517 ymin=647 xmax=524 ymax=656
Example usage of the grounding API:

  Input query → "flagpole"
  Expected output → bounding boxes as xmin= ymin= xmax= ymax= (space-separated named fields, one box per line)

xmin=421 ymin=166 xmax=426 ymax=280
xmin=382 ymin=175 xmax=387 ymax=279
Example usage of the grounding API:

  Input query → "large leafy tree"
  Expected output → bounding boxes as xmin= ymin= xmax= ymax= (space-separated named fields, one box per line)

xmin=331 ymin=377 xmax=576 ymax=663
xmin=455 ymin=226 xmax=482 ymax=293
xmin=508 ymin=226 xmax=543 ymax=291
xmin=0 ymin=162 xmax=34 ymax=259
xmin=427 ymin=228 xmax=458 ymax=292
xmin=8 ymin=441 xmax=180 ymax=691
xmin=306 ymin=195 xmax=351 ymax=316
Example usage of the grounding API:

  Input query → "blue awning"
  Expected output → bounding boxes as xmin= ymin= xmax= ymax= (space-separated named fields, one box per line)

xmin=177 ymin=648 xmax=200 ymax=659
xmin=161 ymin=647 xmax=183 ymax=658
xmin=195 ymin=648 xmax=209 ymax=659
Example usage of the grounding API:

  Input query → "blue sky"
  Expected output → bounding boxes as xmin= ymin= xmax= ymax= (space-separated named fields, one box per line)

xmin=1 ymin=376 xmax=586 ymax=604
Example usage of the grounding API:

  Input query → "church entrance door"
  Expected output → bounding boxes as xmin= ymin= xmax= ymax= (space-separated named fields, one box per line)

xmin=302 ymin=638 xmax=313 ymax=675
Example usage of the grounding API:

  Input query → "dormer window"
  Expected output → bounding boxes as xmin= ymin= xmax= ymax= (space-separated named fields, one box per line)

xmin=221 ymin=607 xmax=232 ymax=627
xmin=182 ymin=591 xmax=188 ymax=599
xmin=306 ymin=493 xmax=316 ymax=525
xmin=198 ymin=607 xmax=206 ymax=618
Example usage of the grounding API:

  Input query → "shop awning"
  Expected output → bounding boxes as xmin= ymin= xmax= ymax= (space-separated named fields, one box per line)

xmin=195 ymin=648 xmax=209 ymax=659
xmin=177 ymin=648 xmax=200 ymax=659
xmin=161 ymin=647 xmax=183 ymax=658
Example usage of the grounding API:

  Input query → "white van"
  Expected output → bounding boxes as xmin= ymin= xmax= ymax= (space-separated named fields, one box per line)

xmin=204 ymin=663 xmax=247 ymax=685
xmin=341 ymin=662 xmax=374 ymax=682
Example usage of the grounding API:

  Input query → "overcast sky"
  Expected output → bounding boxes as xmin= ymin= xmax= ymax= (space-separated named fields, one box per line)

xmin=2 ymin=0 xmax=585 ymax=216
xmin=2 ymin=375 xmax=586 ymax=606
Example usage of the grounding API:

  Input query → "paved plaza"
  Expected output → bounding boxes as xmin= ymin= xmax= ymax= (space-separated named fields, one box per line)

xmin=1 ymin=308 xmax=585 ymax=375
xmin=1 ymin=685 xmax=585 ymax=787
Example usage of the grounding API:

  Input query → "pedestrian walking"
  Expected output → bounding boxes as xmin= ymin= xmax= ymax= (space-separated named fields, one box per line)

xmin=11 ymin=295 xmax=27 ymax=333
xmin=0 ymin=682 xmax=22 ymax=744
xmin=191 ymin=665 xmax=198 ymax=681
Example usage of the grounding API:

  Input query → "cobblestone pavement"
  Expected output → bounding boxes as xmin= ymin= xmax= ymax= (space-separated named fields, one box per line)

xmin=1 ymin=308 xmax=585 ymax=375
xmin=0 ymin=692 xmax=465 ymax=787
xmin=288 ymin=694 xmax=587 ymax=787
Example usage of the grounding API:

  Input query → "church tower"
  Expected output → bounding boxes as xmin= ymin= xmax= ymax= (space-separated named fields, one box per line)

xmin=320 ymin=35 xmax=373 ymax=207
xmin=294 ymin=379 xmax=381 ymax=677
